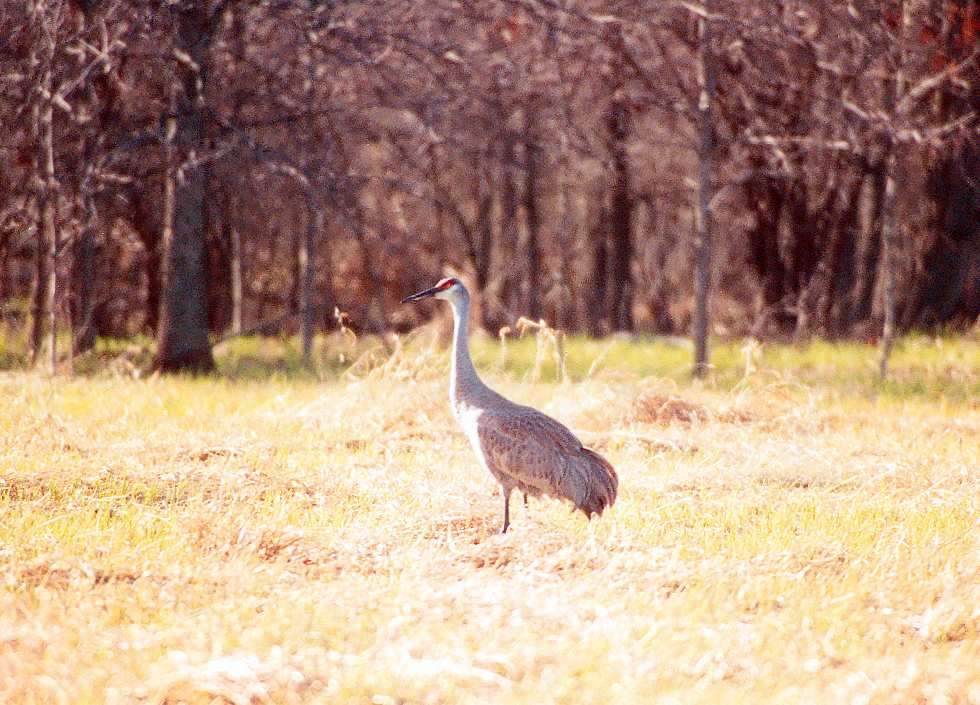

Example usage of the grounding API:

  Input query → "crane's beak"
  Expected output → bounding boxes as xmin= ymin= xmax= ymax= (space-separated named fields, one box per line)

xmin=401 ymin=286 xmax=440 ymax=303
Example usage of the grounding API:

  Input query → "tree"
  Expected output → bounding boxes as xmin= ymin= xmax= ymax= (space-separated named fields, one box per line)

xmin=692 ymin=1 xmax=716 ymax=377
xmin=0 ymin=0 xmax=974 ymax=366
xmin=155 ymin=3 xmax=217 ymax=373
xmin=26 ymin=2 xmax=59 ymax=370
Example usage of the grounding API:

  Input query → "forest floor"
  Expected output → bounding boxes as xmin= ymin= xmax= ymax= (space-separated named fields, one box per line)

xmin=1 ymin=333 xmax=978 ymax=704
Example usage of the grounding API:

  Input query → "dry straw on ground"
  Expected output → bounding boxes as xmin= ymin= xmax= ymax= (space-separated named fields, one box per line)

xmin=0 ymin=340 xmax=978 ymax=705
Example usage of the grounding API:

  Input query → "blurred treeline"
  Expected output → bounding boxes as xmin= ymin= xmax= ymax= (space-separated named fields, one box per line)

xmin=0 ymin=0 xmax=977 ymax=372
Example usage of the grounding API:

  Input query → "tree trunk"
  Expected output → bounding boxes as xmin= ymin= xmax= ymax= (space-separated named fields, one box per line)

xmin=142 ymin=234 xmax=162 ymax=334
xmin=0 ymin=232 xmax=9 ymax=305
xmin=29 ymin=228 xmax=49 ymax=365
xmin=587 ymin=202 xmax=609 ymax=337
xmin=72 ymin=107 xmax=99 ymax=356
xmin=228 ymin=3 xmax=245 ymax=336
xmin=155 ymin=7 xmax=215 ymax=373
xmin=851 ymin=160 xmax=886 ymax=326
xmin=289 ymin=223 xmax=302 ymax=316
xmin=523 ymin=113 xmax=542 ymax=321
xmin=301 ymin=191 xmax=319 ymax=365
xmin=878 ymin=148 xmax=899 ymax=378
xmin=500 ymin=134 xmax=520 ymax=317
xmin=70 ymin=217 xmax=97 ymax=355
xmin=44 ymin=209 xmax=58 ymax=374
xmin=474 ymin=172 xmax=494 ymax=330
xmin=787 ymin=181 xmax=824 ymax=311
xmin=43 ymin=88 xmax=58 ymax=374
xmin=646 ymin=205 xmax=676 ymax=334
xmin=693 ymin=3 xmax=715 ymax=377
xmin=607 ymin=96 xmax=633 ymax=332
xmin=29 ymin=53 xmax=56 ymax=367
xmin=745 ymin=173 xmax=790 ymax=332
xmin=824 ymin=170 xmax=865 ymax=336
xmin=205 ymin=197 xmax=230 ymax=334
xmin=879 ymin=0 xmax=909 ymax=379
xmin=554 ymin=145 xmax=575 ymax=331
xmin=229 ymin=221 xmax=242 ymax=335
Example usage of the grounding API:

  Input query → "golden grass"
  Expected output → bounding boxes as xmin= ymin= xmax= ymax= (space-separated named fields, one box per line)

xmin=1 ymin=342 xmax=978 ymax=705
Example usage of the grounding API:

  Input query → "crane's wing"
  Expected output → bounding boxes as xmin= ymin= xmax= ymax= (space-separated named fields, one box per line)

xmin=475 ymin=408 xmax=577 ymax=491
xmin=476 ymin=407 xmax=618 ymax=516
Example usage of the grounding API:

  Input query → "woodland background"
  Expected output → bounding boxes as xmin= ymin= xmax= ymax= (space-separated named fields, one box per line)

xmin=0 ymin=0 xmax=977 ymax=373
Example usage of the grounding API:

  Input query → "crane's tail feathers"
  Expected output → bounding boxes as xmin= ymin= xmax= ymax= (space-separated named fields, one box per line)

xmin=562 ymin=447 xmax=619 ymax=519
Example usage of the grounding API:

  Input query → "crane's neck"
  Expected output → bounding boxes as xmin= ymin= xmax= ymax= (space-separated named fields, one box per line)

xmin=449 ymin=292 xmax=485 ymax=406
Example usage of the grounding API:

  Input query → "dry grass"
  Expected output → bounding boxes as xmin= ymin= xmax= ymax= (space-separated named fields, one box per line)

xmin=1 ymin=340 xmax=978 ymax=705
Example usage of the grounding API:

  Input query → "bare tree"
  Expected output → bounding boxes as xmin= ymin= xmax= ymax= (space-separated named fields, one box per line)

xmin=524 ymin=106 xmax=543 ymax=320
xmin=0 ymin=0 xmax=974 ymax=367
xmin=26 ymin=2 xmax=59 ymax=369
xmin=691 ymin=1 xmax=716 ymax=377
xmin=155 ymin=4 xmax=217 ymax=373
xmin=878 ymin=0 xmax=911 ymax=380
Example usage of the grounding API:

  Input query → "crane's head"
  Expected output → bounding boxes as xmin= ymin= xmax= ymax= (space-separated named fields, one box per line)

xmin=401 ymin=277 xmax=466 ymax=304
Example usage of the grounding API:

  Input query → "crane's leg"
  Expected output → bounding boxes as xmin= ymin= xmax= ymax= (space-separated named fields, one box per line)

xmin=501 ymin=487 xmax=512 ymax=534
xmin=523 ymin=492 xmax=528 ymax=507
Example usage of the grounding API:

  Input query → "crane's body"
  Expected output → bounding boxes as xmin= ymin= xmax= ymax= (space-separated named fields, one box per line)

xmin=402 ymin=277 xmax=619 ymax=533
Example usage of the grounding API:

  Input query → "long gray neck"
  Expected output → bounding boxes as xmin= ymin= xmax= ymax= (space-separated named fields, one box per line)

xmin=449 ymin=292 xmax=486 ymax=405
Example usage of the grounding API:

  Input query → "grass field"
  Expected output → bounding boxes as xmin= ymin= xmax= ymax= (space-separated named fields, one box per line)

xmin=1 ymin=332 xmax=978 ymax=704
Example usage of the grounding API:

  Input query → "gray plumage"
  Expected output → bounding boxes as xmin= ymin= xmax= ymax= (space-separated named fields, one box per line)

xmin=402 ymin=277 xmax=619 ymax=533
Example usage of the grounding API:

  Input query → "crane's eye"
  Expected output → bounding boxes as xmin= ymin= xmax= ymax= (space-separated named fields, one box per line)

xmin=437 ymin=277 xmax=456 ymax=289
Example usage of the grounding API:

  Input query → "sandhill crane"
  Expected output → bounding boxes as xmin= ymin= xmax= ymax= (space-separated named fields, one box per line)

xmin=402 ymin=277 xmax=618 ymax=533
